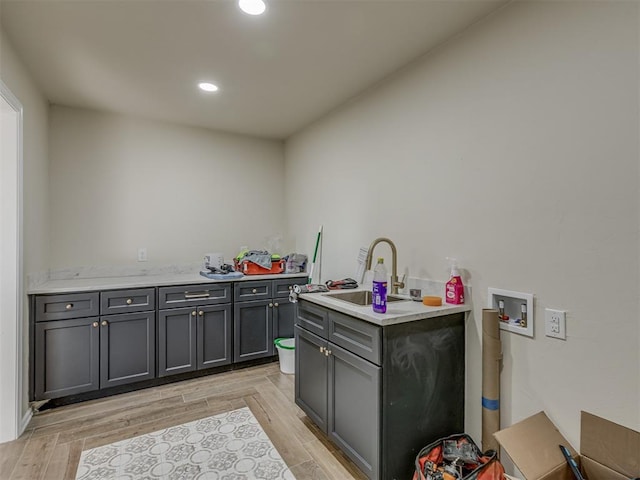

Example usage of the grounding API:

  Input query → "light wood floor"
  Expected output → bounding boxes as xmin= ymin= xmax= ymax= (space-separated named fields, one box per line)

xmin=0 ymin=362 xmax=366 ymax=480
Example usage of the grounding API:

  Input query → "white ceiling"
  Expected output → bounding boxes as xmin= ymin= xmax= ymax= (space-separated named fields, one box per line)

xmin=1 ymin=0 xmax=508 ymax=139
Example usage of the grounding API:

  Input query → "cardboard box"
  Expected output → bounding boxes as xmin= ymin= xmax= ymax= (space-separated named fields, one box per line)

xmin=494 ymin=411 xmax=639 ymax=480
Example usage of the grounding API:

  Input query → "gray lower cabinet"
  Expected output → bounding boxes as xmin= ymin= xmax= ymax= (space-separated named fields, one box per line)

xmin=158 ymin=283 xmax=232 ymax=377
xmin=295 ymin=299 xmax=465 ymax=480
xmin=273 ymin=278 xmax=300 ymax=339
xmin=100 ymin=311 xmax=155 ymax=388
xmin=294 ymin=317 xmax=381 ymax=479
xmin=31 ymin=276 xmax=305 ymax=402
xmin=35 ymin=317 xmax=100 ymax=400
xmin=295 ymin=326 xmax=328 ymax=430
xmin=233 ymin=277 xmax=305 ymax=363
xmin=158 ymin=307 xmax=197 ymax=376
xmin=329 ymin=342 xmax=381 ymax=478
xmin=273 ymin=300 xmax=295 ymax=338
xmin=234 ymin=299 xmax=273 ymax=362
xmin=34 ymin=288 xmax=156 ymax=400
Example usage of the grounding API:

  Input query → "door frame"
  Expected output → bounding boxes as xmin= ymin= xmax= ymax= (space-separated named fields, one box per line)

xmin=0 ymin=79 xmax=26 ymax=443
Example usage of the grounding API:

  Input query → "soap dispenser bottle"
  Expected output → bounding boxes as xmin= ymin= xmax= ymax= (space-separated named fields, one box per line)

xmin=445 ymin=258 xmax=464 ymax=305
xmin=372 ymin=257 xmax=388 ymax=313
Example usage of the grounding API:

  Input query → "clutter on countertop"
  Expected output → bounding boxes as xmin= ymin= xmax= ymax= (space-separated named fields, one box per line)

xmin=234 ymin=250 xmax=285 ymax=275
xmin=203 ymin=253 xmax=225 ymax=271
xmin=445 ymin=257 xmax=465 ymax=305
xmin=285 ymin=253 xmax=308 ymax=274
xmin=289 ymin=283 xmax=329 ymax=303
xmin=199 ymin=263 xmax=244 ymax=280
xmin=422 ymin=296 xmax=442 ymax=306
xmin=372 ymin=257 xmax=388 ymax=313
xmin=325 ymin=278 xmax=358 ymax=290
xmin=235 ymin=250 xmax=278 ymax=269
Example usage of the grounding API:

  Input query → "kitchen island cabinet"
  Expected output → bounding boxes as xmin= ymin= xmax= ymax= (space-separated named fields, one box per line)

xmin=295 ymin=295 xmax=467 ymax=480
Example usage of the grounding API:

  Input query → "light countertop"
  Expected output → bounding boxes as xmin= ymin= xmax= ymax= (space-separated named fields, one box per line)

xmin=28 ymin=272 xmax=309 ymax=295
xmin=298 ymin=287 xmax=471 ymax=327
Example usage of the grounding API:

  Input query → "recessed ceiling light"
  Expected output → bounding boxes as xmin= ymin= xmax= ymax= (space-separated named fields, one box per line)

xmin=198 ymin=82 xmax=219 ymax=93
xmin=239 ymin=0 xmax=266 ymax=16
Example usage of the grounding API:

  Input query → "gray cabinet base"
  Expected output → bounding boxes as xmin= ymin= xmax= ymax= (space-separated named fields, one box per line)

xmin=295 ymin=301 xmax=465 ymax=480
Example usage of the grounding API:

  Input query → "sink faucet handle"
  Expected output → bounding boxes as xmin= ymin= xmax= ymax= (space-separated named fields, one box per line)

xmin=394 ymin=273 xmax=406 ymax=291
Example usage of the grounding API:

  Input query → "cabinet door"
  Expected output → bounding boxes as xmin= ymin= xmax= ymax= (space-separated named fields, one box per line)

xmin=328 ymin=342 xmax=381 ymax=480
xmin=197 ymin=304 xmax=232 ymax=370
xmin=233 ymin=299 xmax=273 ymax=362
xmin=294 ymin=325 xmax=329 ymax=433
xmin=34 ymin=318 xmax=100 ymax=400
xmin=158 ymin=307 xmax=197 ymax=377
xmin=273 ymin=300 xmax=295 ymax=339
xmin=100 ymin=312 xmax=156 ymax=388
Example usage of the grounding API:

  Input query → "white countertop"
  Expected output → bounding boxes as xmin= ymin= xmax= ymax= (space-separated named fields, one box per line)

xmin=28 ymin=272 xmax=309 ymax=294
xmin=298 ymin=288 xmax=471 ymax=326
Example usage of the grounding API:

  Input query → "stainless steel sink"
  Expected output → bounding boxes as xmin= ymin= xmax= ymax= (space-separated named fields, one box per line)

xmin=324 ymin=290 xmax=407 ymax=306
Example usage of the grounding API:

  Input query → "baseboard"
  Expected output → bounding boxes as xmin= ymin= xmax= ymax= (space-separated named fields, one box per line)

xmin=20 ymin=409 xmax=32 ymax=436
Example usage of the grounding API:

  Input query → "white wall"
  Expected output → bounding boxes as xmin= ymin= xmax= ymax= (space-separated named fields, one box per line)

xmin=285 ymin=0 xmax=640 ymax=456
xmin=0 ymin=28 xmax=49 ymax=428
xmin=49 ymin=107 xmax=286 ymax=268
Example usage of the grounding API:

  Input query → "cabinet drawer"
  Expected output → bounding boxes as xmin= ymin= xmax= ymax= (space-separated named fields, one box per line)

xmin=329 ymin=310 xmax=381 ymax=365
xmin=101 ymin=288 xmax=155 ymax=314
xmin=234 ymin=280 xmax=271 ymax=302
xmin=296 ymin=301 xmax=329 ymax=339
xmin=35 ymin=292 xmax=100 ymax=322
xmin=273 ymin=278 xmax=306 ymax=298
xmin=158 ymin=283 xmax=231 ymax=309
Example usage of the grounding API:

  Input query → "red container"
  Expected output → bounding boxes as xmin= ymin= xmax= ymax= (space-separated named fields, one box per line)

xmin=235 ymin=259 xmax=285 ymax=275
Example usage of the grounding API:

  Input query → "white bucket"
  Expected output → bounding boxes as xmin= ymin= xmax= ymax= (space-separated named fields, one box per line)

xmin=274 ymin=337 xmax=295 ymax=374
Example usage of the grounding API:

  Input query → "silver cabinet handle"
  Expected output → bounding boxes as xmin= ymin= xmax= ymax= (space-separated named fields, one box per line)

xmin=274 ymin=302 xmax=279 ymax=307
xmin=198 ymin=311 xmax=204 ymax=316
xmin=191 ymin=311 xmax=197 ymax=316
xmin=92 ymin=322 xmax=98 ymax=328
xmin=126 ymin=298 xmax=133 ymax=305
xmin=269 ymin=303 xmax=273 ymax=308
xmin=319 ymin=346 xmax=325 ymax=353
xmin=185 ymin=292 xmax=210 ymax=299
xmin=252 ymin=289 xmax=257 ymax=294
xmin=65 ymin=303 xmax=73 ymax=310
xmin=101 ymin=320 xmax=108 ymax=326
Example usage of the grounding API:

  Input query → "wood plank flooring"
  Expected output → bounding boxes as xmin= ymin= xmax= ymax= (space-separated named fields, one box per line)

xmin=0 ymin=363 xmax=366 ymax=480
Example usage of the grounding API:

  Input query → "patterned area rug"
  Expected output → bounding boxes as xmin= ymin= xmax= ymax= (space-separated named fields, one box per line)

xmin=75 ymin=407 xmax=296 ymax=479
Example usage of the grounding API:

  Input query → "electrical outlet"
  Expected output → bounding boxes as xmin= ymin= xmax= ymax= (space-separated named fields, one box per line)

xmin=545 ymin=308 xmax=566 ymax=339
xmin=137 ymin=247 xmax=147 ymax=262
